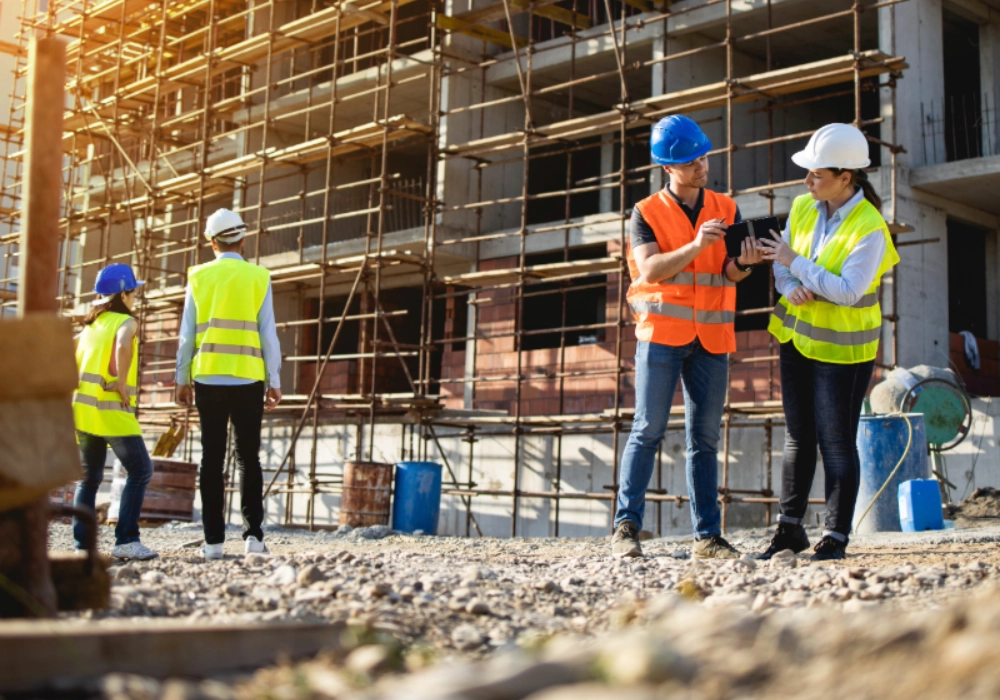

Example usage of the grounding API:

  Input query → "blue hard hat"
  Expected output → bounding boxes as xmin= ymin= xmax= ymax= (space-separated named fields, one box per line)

xmin=650 ymin=115 xmax=712 ymax=165
xmin=93 ymin=263 xmax=145 ymax=296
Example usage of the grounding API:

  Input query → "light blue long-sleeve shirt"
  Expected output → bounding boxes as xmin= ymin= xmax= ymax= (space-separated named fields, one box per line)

xmin=773 ymin=188 xmax=887 ymax=307
xmin=175 ymin=252 xmax=282 ymax=389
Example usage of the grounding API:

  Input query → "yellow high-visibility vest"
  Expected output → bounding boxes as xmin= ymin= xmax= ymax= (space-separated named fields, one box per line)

xmin=73 ymin=311 xmax=141 ymax=437
xmin=768 ymin=194 xmax=899 ymax=364
xmin=189 ymin=257 xmax=270 ymax=382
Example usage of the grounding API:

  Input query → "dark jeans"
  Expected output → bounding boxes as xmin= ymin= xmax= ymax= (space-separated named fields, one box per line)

xmin=195 ymin=381 xmax=266 ymax=544
xmin=615 ymin=339 xmax=729 ymax=538
xmin=778 ymin=341 xmax=874 ymax=537
xmin=74 ymin=431 xmax=152 ymax=547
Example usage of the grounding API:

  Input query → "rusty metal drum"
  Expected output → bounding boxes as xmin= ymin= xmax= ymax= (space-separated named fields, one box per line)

xmin=109 ymin=457 xmax=197 ymax=523
xmin=340 ymin=461 xmax=393 ymax=527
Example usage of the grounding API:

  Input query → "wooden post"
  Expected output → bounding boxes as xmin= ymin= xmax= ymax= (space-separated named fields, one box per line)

xmin=18 ymin=36 xmax=65 ymax=316
xmin=0 ymin=36 xmax=67 ymax=618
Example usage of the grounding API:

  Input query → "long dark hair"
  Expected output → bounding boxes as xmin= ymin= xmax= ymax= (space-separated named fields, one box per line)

xmin=828 ymin=167 xmax=882 ymax=210
xmin=82 ymin=292 xmax=134 ymax=325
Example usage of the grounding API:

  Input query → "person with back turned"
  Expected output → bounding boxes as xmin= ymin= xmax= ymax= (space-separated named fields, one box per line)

xmin=611 ymin=115 xmax=763 ymax=559
xmin=757 ymin=123 xmax=899 ymax=561
xmin=73 ymin=264 xmax=158 ymax=560
xmin=176 ymin=208 xmax=282 ymax=560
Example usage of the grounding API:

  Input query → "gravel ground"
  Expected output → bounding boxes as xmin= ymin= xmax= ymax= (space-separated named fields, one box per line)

xmin=38 ymin=520 xmax=1000 ymax=699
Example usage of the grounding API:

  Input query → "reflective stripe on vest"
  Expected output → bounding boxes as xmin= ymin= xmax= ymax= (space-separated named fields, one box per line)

xmin=73 ymin=393 xmax=137 ymax=413
xmin=78 ymin=372 xmax=138 ymax=392
xmin=73 ymin=311 xmax=142 ymax=437
xmin=195 ymin=342 xmax=264 ymax=359
xmin=195 ymin=319 xmax=260 ymax=334
xmin=767 ymin=194 xmax=899 ymax=364
xmin=771 ymin=301 xmax=881 ymax=345
xmin=626 ymin=189 xmax=738 ymax=354
xmin=813 ymin=292 xmax=879 ymax=309
xmin=189 ymin=257 xmax=269 ymax=382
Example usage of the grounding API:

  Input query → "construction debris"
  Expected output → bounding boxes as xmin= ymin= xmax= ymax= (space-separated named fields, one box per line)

xmin=2 ymin=522 xmax=994 ymax=695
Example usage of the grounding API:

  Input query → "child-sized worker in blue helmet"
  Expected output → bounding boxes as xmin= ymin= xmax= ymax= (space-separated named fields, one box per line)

xmin=72 ymin=263 xmax=158 ymax=560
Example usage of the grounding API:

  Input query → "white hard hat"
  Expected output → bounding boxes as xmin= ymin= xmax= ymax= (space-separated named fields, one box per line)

xmin=204 ymin=208 xmax=247 ymax=243
xmin=791 ymin=123 xmax=871 ymax=170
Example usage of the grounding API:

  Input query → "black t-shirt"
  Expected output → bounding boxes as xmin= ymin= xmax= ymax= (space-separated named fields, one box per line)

xmin=630 ymin=187 xmax=742 ymax=250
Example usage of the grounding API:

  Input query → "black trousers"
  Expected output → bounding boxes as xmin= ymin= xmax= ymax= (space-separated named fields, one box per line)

xmin=195 ymin=381 xmax=265 ymax=544
xmin=778 ymin=342 xmax=874 ymax=537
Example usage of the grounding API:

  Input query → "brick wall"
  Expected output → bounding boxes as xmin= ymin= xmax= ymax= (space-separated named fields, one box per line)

xmin=438 ymin=252 xmax=781 ymax=415
xmin=950 ymin=332 xmax=1000 ymax=396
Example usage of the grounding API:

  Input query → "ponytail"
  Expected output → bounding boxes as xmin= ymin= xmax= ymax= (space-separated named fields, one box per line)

xmin=82 ymin=292 xmax=134 ymax=326
xmin=829 ymin=167 xmax=882 ymax=210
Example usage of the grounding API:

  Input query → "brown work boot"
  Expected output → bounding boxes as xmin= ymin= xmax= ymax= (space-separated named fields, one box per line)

xmin=611 ymin=520 xmax=643 ymax=558
xmin=692 ymin=534 xmax=740 ymax=560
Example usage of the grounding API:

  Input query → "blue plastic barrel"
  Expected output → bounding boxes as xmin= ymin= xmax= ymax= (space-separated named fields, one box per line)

xmin=853 ymin=414 xmax=929 ymax=534
xmin=898 ymin=479 xmax=944 ymax=532
xmin=392 ymin=461 xmax=443 ymax=534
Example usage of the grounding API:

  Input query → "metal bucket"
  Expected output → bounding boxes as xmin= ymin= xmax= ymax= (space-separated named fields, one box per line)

xmin=853 ymin=414 xmax=929 ymax=534
xmin=109 ymin=457 xmax=197 ymax=523
xmin=340 ymin=461 xmax=393 ymax=527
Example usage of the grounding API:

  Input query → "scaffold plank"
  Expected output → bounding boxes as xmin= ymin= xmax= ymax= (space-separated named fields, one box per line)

xmin=440 ymin=256 xmax=621 ymax=287
xmin=445 ymin=50 xmax=907 ymax=158
xmin=68 ymin=0 xmax=422 ymax=102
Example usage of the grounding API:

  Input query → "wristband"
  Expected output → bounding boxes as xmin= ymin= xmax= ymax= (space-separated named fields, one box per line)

xmin=733 ymin=258 xmax=754 ymax=273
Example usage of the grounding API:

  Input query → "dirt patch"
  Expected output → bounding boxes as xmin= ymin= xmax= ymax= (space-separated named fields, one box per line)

xmin=948 ymin=487 xmax=1000 ymax=524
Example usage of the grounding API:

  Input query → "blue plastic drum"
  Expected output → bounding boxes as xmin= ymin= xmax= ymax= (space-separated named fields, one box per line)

xmin=853 ymin=414 xmax=929 ymax=534
xmin=392 ymin=461 xmax=443 ymax=535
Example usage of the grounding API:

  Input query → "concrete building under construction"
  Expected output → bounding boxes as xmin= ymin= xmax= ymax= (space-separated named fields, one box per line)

xmin=2 ymin=0 xmax=1000 ymax=538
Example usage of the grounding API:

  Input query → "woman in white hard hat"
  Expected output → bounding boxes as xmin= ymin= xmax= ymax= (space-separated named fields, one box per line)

xmin=73 ymin=264 xmax=158 ymax=560
xmin=757 ymin=123 xmax=899 ymax=561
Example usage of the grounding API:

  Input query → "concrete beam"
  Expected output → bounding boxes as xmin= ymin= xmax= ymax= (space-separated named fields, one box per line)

xmin=485 ymin=0 xmax=813 ymax=86
xmin=910 ymin=155 xmax=1000 ymax=216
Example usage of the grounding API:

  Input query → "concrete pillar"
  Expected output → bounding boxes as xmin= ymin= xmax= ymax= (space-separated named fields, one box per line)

xmin=979 ymin=14 xmax=1000 ymax=155
xmin=879 ymin=0 xmax=946 ymax=167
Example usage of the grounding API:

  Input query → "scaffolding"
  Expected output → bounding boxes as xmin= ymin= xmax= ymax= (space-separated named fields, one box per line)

xmin=0 ymin=0 xmax=915 ymax=536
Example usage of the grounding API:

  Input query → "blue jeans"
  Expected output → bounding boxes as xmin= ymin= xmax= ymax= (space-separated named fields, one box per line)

xmin=615 ymin=339 xmax=729 ymax=538
xmin=74 ymin=431 xmax=153 ymax=547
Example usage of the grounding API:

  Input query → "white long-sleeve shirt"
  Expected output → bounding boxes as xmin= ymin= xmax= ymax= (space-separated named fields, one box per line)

xmin=175 ymin=252 xmax=282 ymax=389
xmin=773 ymin=188 xmax=887 ymax=307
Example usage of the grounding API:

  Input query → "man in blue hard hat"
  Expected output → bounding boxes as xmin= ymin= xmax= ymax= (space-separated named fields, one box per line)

xmin=612 ymin=114 xmax=763 ymax=559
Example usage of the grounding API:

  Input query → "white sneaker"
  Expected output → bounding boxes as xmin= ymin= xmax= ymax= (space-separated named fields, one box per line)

xmin=244 ymin=536 xmax=269 ymax=555
xmin=111 ymin=542 xmax=159 ymax=561
xmin=202 ymin=542 xmax=225 ymax=560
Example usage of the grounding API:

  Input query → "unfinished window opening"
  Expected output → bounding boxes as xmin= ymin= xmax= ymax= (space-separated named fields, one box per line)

xmin=735 ymin=256 xmax=778 ymax=333
xmin=943 ymin=10 xmax=983 ymax=162
xmin=520 ymin=245 xmax=608 ymax=351
xmin=526 ymin=138 xmax=603 ymax=225
xmin=947 ymin=218 xmax=989 ymax=339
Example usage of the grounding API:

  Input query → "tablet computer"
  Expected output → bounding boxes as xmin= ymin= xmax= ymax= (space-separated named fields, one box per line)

xmin=724 ymin=216 xmax=781 ymax=259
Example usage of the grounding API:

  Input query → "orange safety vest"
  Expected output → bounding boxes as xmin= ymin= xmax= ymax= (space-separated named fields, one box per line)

xmin=626 ymin=189 xmax=738 ymax=354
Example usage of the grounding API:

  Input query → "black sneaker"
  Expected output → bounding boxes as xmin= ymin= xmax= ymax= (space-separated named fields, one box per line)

xmin=611 ymin=521 xmax=643 ymax=558
xmin=756 ymin=522 xmax=810 ymax=561
xmin=811 ymin=535 xmax=848 ymax=561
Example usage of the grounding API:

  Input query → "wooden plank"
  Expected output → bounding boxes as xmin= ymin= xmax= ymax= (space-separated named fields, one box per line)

xmin=440 ymin=256 xmax=621 ymax=287
xmin=450 ymin=0 xmax=563 ymax=27
xmin=0 ymin=316 xmax=79 ymax=401
xmin=436 ymin=14 xmax=526 ymax=49
xmin=445 ymin=50 xmax=907 ymax=158
xmin=0 ymin=40 xmax=25 ymax=57
xmin=534 ymin=4 xmax=593 ymax=29
xmin=0 ymin=621 xmax=347 ymax=693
